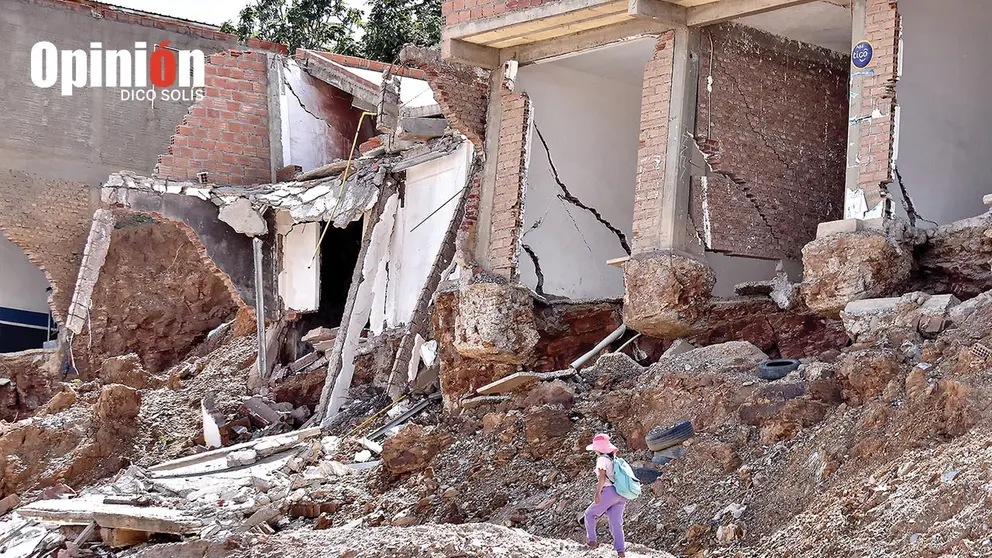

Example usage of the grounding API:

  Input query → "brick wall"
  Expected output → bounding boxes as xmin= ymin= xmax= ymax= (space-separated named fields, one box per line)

xmin=0 ymin=170 xmax=94 ymax=323
xmin=154 ymin=51 xmax=272 ymax=185
xmin=401 ymin=46 xmax=490 ymax=152
xmin=488 ymin=91 xmax=532 ymax=279
xmin=631 ymin=33 xmax=675 ymax=255
xmin=690 ymin=24 xmax=848 ymax=260
xmin=857 ymin=0 xmax=900 ymax=205
xmin=443 ymin=0 xmax=560 ymax=25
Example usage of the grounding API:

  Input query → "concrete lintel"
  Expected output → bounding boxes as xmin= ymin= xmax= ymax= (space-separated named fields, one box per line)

xmin=446 ymin=0 xmax=618 ymax=41
xmin=512 ymin=18 xmax=671 ymax=64
xmin=628 ymin=0 xmax=687 ymax=24
xmin=686 ymin=0 xmax=818 ymax=26
xmin=401 ymin=103 xmax=444 ymax=119
xmin=658 ymin=27 xmax=699 ymax=251
xmin=442 ymin=38 xmax=500 ymax=69
xmin=396 ymin=117 xmax=449 ymax=141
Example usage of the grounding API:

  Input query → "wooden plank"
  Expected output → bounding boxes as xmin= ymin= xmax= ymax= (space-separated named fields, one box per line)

xmin=447 ymin=0 xmax=619 ymax=40
xmin=487 ymin=11 xmax=633 ymax=48
xmin=466 ymin=2 xmax=627 ymax=45
xmin=607 ymin=256 xmax=631 ymax=268
xmin=628 ymin=0 xmax=687 ymax=23
xmin=513 ymin=18 xmax=671 ymax=63
xmin=686 ymin=0 xmax=816 ymax=26
xmin=18 ymin=498 xmax=200 ymax=534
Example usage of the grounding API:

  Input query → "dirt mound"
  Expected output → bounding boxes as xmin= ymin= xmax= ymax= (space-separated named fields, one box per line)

xmin=72 ymin=219 xmax=241 ymax=378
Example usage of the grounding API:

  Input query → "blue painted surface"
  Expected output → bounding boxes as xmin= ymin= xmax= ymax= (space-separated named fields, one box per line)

xmin=0 ymin=306 xmax=49 ymax=328
xmin=852 ymin=41 xmax=873 ymax=69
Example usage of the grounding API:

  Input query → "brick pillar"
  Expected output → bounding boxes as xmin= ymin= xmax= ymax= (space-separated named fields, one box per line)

xmin=632 ymin=31 xmax=676 ymax=255
xmin=846 ymin=0 xmax=900 ymax=217
xmin=487 ymin=89 xmax=532 ymax=280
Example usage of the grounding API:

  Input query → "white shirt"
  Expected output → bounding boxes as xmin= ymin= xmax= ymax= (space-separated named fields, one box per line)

xmin=595 ymin=455 xmax=615 ymax=486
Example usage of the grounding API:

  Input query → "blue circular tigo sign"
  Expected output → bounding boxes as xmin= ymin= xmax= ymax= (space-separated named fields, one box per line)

xmin=852 ymin=40 xmax=873 ymax=68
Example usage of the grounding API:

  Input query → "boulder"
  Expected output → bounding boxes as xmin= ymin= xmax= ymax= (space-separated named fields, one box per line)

xmin=381 ymin=424 xmax=454 ymax=476
xmin=453 ymin=283 xmax=539 ymax=364
xmin=835 ymin=349 xmax=904 ymax=405
xmin=802 ymin=231 xmax=912 ymax=317
xmin=523 ymin=406 xmax=573 ymax=459
xmin=912 ymin=213 xmax=992 ymax=299
xmin=623 ymin=251 xmax=715 ymax=338
xmin=95 ymin=384 xmax=141 ymax=421
xmin=100 ymin=353 xmax=158 ymax=389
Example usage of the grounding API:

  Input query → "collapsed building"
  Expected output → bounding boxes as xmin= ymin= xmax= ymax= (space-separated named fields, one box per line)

xmin=1 ymin=0 xmax=992 ymax=555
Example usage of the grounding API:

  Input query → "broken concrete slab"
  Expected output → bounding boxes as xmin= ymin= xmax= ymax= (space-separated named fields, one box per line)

xmin=218 ymin=198 xmax=268 ymax=236
xmin=840 ymin=292 xmax=961 ymax=343
xmin=18 ymin=497 xmax=201 ymax=534
xmin=815 ymin=218 xmax=885 ymax=239
xmin=803 ymin=231 xmax=913 ymax=317
xmin=400 ymin=103 xmax=443 ymax=119
xmin=289 ymin=352 xmax=322 ymax=373
xmin=148 ymin=427 xmax=321 ymax=476
xmin=397 ymin=117 xmax=448 ymax=141
xmin=302 ymin=327 xmax=337 ymax=345
xmin=662 ymin=339 xmax=694 ymax=358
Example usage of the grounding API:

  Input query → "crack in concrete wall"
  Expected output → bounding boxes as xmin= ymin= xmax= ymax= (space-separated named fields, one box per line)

xmin=532 ymin=123 xmax=632 ymax=256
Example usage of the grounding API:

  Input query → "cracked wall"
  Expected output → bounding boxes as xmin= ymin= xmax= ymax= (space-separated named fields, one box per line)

xmin=891 ymin=0 xmax=992 ymax=226
xmin=515 ymin=40 xmax=650 ymax=299
xmin=281 ymin=61 xmax=377 ymax=173
xmin=691 ymin=23 xmax=848 ymax=260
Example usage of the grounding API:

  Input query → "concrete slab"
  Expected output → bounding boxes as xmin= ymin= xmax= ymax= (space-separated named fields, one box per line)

xmin=476 ymin=372 xmax=541 ymax=395
xmin=218 ymin=198 xmax=268 ymax=236
xmin=397 ymin=117 xmax=448 ymax=141
xmin=18 ymin=497 xmax=201 ymax=534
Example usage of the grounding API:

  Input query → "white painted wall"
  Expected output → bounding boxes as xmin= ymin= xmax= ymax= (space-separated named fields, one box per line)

xmin=372 ymin=142 xmax=473 ymax=332
xmin=516 ymin=44 xmax=648 ymax=300
xmin=276 ymin=212 xmax=320 ymax=312
xmin=0 ymin=235 xmax=50 ymax=314
xmin=706 ymin=253 xmax=803 ymax=297
xmin=894 ymin=0 xmax=992 ymax=225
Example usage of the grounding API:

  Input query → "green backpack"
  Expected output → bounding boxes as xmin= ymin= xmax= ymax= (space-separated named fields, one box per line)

xmin=605 ymin=454 xmax=642 ymax=501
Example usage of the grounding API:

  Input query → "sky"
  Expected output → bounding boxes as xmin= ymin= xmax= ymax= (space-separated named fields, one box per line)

xmin=106 ymin=0 xmax=367 ymax=27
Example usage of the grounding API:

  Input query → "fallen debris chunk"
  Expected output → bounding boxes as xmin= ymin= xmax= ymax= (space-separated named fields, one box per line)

xmin=148 ymin=427 xmax=322 ymax=475
xmin=662 ymin=339 xmax=694 ymax=359
xmin=18 ymin=497 xmax=201 ymax=534
xmin=984 ymin=193 xmax=992 ymax=207
xmin=101 ymin=527 xmax=150 ymax=548
xmin=226 ymin=449 xmax=259 ymax=468
xmin=237 ymin=502 xmax=282 ymax=533
xmin=302 ymin=327 xmax=338 ymax=345
xmin=476 ymin=372 xmax=541 ymax=395
xmin=0 ymin=494 xmax=20 ymax=516
xmin=290 ymin=352 xmax=323 ymax=373
xmin=358 ymin=438 xmax=383 ymax=454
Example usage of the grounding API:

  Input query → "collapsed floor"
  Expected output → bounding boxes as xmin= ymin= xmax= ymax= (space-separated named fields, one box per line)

xmin=0 ymin=206 xmax=990 ymax=557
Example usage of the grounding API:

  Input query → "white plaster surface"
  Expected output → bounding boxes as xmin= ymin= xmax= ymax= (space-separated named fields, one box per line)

xmin=516 ymin=42 xmax=650 ymax=300
xmin=0 ymin=235 xmax=51 ymax=316
xmin=381 ymin=142 xmax=473 ymax=328
xmin=892 ymin=0 xmax=992 ymax=225
xmin=707 ymin=253 xmax=803 ymax=297
xmin=277 ymin=213 xmax=320 ymax=313
xmin=735 ymin=1 xmax=852 ymax=54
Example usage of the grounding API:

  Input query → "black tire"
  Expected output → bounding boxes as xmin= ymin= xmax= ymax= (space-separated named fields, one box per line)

xmin=633 ymin=467 xmax=662 ymax=484
xmin=645 ymin=420 xmax=694 ymax=452
xmin=758 ymin=359 xmax=800 ymax=381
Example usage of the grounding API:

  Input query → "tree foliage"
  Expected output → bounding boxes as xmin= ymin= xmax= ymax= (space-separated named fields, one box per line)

xmin=222 ymin=0 xmax=442 ymax=63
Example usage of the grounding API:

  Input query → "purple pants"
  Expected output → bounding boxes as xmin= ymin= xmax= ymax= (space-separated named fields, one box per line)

xmin=585 ymin=486 xmax=627 ymax=552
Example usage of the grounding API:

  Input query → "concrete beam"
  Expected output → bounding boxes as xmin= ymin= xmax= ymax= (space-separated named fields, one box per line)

xmin=445 ymin=0 xmax=617 ymax=40
xmin=512 ymin=18 xmax=670 ymax=64
xmin=442 ymin=37 xmax=501 ymax=68
xmin=628 ymin=0 xmax=686 ymax=24
xmin=659 ymin=27 xmax=699 ymax=251
xmin=843 ymin=0 xmax=867 ymax=207
xmin=686 ymin=0 xmax=817 ymax=26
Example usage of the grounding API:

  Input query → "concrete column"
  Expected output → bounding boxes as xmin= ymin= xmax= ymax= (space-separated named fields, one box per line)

xmin=843 ymin=0 xmax=900 ymax=220
xmin=624 ymin=28 xmax=714 ymax=339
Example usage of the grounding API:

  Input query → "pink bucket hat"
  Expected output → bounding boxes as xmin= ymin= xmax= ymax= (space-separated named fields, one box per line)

xmin=586 ymin=433 xmax=618 ymax=454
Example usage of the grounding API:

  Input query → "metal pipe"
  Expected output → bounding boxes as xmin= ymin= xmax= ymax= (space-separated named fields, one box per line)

xmin=613 ymin=332 xmax=643 ymax=355
xmin=252 ymin=237 xmax=267 ymax=380
xmin=569 ymin=324 xmax=626 ymax=371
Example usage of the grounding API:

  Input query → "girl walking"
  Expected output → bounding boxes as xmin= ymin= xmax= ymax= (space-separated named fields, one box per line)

xmin=584 ymin=433 xmax=627 ymax=557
